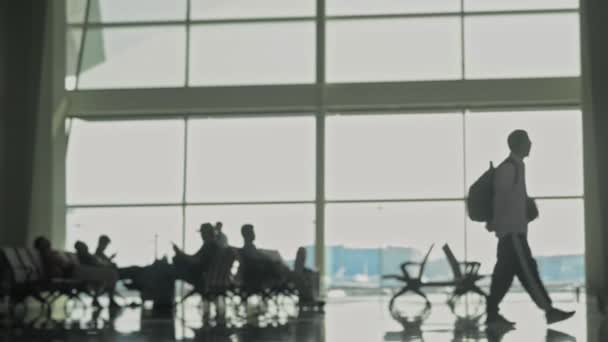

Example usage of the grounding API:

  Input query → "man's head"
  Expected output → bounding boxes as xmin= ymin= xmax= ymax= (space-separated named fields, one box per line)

xmin=34 ymin=236 xmax=51 ymax=252
xmin=74 ymin=241 xmax=88 ymax=254
xmin=199 ymin=222 xmax=216 ymax=243
xmin=508 ymin=129 xmax=532 ymax=159
xmin=241 ymin=224 xmax=255 ymax=244
xmin=98 ymin=235 xmax=111 ymax=250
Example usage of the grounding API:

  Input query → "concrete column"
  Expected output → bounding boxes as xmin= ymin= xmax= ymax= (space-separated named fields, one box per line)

xmin=0 ymin=1 xmax=49 ymax=246
xmin=581 ymin=0 xmax=608 ymax=340
xmin=28 ymin=0 xmax=67 ymax=248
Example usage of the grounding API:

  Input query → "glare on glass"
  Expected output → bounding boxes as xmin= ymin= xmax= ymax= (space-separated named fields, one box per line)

xmin=184 ymin=204 xmax=315 ymax=267
xmin=189 ymin=23 xmax=315 ymax=86
xmin=327 ymin=113 xmax=464 ymax=200
xmin=190 ymin=0 xmax=314 ymax=19
xmin=465 ymin=14 xmax=581 ymax=79
xmin=66 ymin=207 xmax=182 ymax=267
xmin=327 ymin=18 xmax=462 ymax=82
xmin=186 ymin=116 xmax=315 ymax=202
xmin=465 ymin=109 xmax=583 ymax=197
xmin=464 ymin=0 xmax=578 ymax=12
xmin=67 ymin=119 xmax=185 ymax=204
xmin=66 ymin=28 xmax=83 ymax=90
xmin=327 ymin=0 xmax=460 ymax=16
xmin=78 ymin=26 xmax=186 ymax=89
xmin=326 ymin=201 xmax=466 ymax=287
xmin=87 ymin=0 xmax=187 ymax=23
xmin=67 ymin=0 xmax=87 ymax=23
xmin=466 ymin=199 xmax=584 ymax=284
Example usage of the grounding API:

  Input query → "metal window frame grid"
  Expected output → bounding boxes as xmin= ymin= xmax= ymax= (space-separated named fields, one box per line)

xmin=59 ymin=0 xmax=584 ymax=295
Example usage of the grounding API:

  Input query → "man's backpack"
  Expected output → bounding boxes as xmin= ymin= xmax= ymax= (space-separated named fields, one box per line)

xmin=467 ymin=159 xmax=518 ymax=225
xmin=467 ymin=162 xmax=497 ymax=223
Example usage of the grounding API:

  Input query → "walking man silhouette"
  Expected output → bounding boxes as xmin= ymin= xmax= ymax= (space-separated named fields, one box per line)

xmin=486 ymin=130 xmax=575 ymax=328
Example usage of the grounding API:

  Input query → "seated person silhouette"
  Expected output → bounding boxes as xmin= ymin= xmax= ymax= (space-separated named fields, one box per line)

xmin=34 ymin=236 xmax=74 ymax=279
xmin=240 ymin=224 xmax=257 ymax=257
xmin=239 ymin=224 xmax=289 ymax=291
xmin=94 ymin=235 xmax=116 ymax=266
xmin=74 ymin=240 xmax=120 ymax=308
xmin=75 ymin=241 xmax=103 ymax=267
xmin=215 ymin=222 xmax=228 ymax=248
xmin=172 ymin=222 xmax=220 ymax=286
xmin=34 ymin=236 xmax=118 ymax=307
xmin=292 ymin=247 xmax=322 ymax=306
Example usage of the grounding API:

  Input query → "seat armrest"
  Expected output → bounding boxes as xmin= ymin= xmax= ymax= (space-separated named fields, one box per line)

xmin=382 ymin=274 xmax=407 ymax=282
xmin=49 ymin=278 xmax=83 ymax=285
xmin=462 ymin=262 xmax=481 ymax=275
xmin=402 ymin=262 xmax=423 ymax=266
xmin=401 ymin=262 xmax=428 ymax=280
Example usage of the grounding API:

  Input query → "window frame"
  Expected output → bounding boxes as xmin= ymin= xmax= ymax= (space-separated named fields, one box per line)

xmin=58 ymin=0 xmax=584 ymax=294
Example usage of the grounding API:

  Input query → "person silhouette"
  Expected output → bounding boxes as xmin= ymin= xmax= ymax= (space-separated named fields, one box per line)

xmin=215 ymin=221 xmax=228 ymax=248
xmin=34 ymin=236 xmax=74 ymax=279
xmin=74 ymin=240 xmax=120 ymax=308
xmin=75 ymin=241 xmax=101 ymax=266
xmin=94 ymin=235 xmax=116 ymax=266
xmin=239 ymin=224 xmax=289 ymax=292
xmin=172 ymin=222 xmax=219 ymax=285
xmin=241 ymin=224 xmax=256 ymax=253
xmin=486 ymin=130 xmax=575 ymax=328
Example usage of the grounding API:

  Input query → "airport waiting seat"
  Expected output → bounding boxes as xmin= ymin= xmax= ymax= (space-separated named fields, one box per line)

xmin=442 ymin=244 xmax=488 ymax=320
xmin=382 ymin=243 xmax=489 ymax=325
xmin=179 ymin=246 xmax=240 ymax=317
xmin=0 ymin=247 xmax=101 ymax=322
xmin=382 ymin=244 xmax=435 ymax=324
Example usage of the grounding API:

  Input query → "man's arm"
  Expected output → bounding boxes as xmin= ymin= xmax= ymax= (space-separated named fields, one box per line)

xmin=174 ymin=244 xmax=205 ymax=264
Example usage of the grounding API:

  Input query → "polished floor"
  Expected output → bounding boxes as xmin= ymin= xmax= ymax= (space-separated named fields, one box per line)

xmin=0 ymin=292 xmax=597 ymax=341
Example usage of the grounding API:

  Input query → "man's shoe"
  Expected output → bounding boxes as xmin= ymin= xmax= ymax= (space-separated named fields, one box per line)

xmin=486 ymin=323 xmax=515 ymax=339
xmin=546 ymin=329 xmax=576 ymax=341
xmin=486 ymin=313 xmax=516 ymax=327
xmin=546 ymin=308 xmax=575 ymax=324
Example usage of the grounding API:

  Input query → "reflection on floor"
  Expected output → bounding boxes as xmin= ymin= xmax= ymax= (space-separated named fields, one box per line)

xmin=0 ymin=293 xmax=598 ymax=341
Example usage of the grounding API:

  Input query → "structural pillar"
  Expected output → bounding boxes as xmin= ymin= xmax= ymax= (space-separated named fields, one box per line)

xmin=581 ymin=0 xmax=608 ymax=340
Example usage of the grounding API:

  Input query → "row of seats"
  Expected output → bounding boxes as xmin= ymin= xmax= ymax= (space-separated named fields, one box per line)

xmin=0 ymin=244 xmax=322 ymax=322
xmin=179 ymin=246 xmax=323 ymax=315
xmin=0 ymin=247 xmax=98 ymax=318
